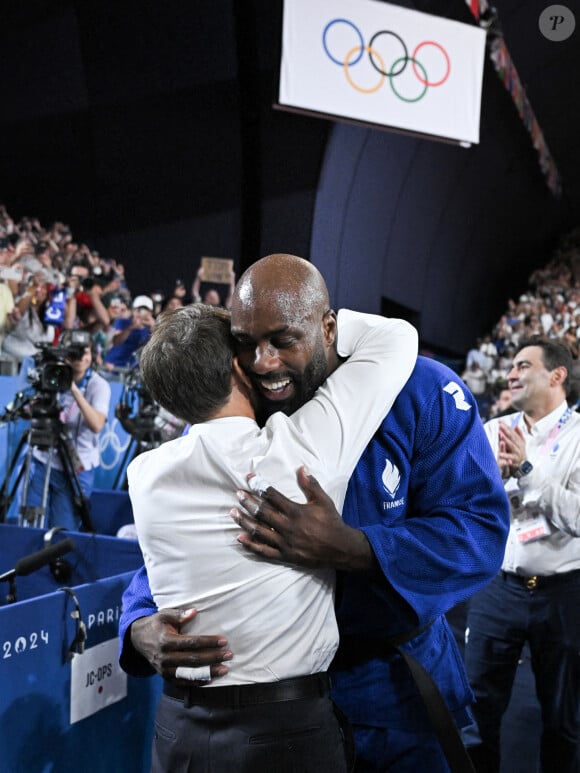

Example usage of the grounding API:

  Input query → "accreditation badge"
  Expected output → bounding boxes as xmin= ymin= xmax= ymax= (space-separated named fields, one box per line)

xmin=514 ymin=514 xmax=551 ymax=544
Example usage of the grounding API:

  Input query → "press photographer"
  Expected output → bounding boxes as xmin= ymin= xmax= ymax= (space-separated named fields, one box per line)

xmin=21 ymin=329 xmax=111 ymax=530
xmin=64 ymin=261 xmax=122 ymax=328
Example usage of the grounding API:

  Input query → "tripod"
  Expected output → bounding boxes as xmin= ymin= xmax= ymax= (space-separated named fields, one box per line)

xmin=112 ymin=365 xmax=165 ymax=489
xmin=0 ymin=395 xmax=94 ymax=531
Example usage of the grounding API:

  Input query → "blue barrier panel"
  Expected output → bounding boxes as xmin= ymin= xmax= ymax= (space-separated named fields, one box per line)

xmin=0 ymin=525 xmax=161 ymax=773
xmin=89 ymin=489 xmax=134 ymax=536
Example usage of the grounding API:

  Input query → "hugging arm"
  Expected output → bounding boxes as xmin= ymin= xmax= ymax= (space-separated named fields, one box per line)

xmin=119 ymin=565 xmax=232 ymax=682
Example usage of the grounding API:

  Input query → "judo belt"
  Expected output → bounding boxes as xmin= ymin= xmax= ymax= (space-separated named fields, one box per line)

xmin=163 ymin=672 xmax=330 ymax=709
xmin=332 ymin=623 xmax=476 ymax=773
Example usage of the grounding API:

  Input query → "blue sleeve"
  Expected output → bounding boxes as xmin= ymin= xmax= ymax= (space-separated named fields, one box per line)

xmin=338 ymin=360 xmax=510 ymax=636
xmin=118 ymin=564 xmax=157 ymax=676
xmin=114 ymin=317 xmax=131 ymax=332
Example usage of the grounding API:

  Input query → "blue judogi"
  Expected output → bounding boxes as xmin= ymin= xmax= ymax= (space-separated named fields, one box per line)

xmin=329 ymin=357 xmax=509 ymax=770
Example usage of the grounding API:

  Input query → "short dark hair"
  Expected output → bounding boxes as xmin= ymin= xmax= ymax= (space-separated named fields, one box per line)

xmin=138 ymin=303 xmax=234 ymax=425
xmin=516 ymin=336 xmax=574 ymax=391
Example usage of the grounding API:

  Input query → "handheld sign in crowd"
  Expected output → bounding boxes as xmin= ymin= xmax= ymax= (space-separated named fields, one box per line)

xmin=200 ymin=257 xmax=234 ymax=284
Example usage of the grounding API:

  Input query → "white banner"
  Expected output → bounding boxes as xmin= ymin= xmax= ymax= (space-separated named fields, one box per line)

xmin=70 ymin=638 xmax=127 ymax=724
xmin=278 ymin=0 xmax=486 ymax=144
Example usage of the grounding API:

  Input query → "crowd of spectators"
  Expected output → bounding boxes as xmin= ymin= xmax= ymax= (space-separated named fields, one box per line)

xmin=0 ymin=203 xmax=235 ymax=377
xmin=461 ymin=228 xmax=580 ymax=418
xmin=1 ymin=200 xmax=578 ymax=414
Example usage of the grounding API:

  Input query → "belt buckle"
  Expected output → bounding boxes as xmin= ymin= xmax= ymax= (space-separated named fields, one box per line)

xmin=525 ymin=575 xmax=538 ymax=590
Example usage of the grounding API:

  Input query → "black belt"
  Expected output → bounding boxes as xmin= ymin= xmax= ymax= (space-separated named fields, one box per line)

xmin=501 ymin=568 xmax=580 ymax=590
xmin=163 ymin=672 xmax=330 ymax=709
xmin=332 ymin=622 xmax=476 ymax=773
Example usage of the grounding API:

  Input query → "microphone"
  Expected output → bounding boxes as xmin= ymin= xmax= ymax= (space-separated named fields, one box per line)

xmin=0 ymin=539 xmax=76 ymax=582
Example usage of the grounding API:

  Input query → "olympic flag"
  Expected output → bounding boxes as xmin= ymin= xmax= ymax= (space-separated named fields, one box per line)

xmin=278 ymin=0 xmax=487 ymax=145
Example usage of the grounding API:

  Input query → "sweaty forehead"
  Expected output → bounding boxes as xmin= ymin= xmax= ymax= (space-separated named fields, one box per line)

xmin=231 ymin=286 xmax=318 ymax=335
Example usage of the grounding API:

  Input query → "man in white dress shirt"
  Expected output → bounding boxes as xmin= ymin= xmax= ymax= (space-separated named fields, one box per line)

xmin=464 ymin=336 xmax=580 ymax=772
xmin=128 ymin=255 xmax=417 ymax=772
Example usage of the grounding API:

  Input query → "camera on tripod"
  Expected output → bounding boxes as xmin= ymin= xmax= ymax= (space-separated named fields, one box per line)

xmin=112 ymin=362 xmax=185 ymax=489
xmin=116 ymin=365 xmax=161 ymax=441
xmin=0 ymin=329 xmax=95 ymax=530
xmin=28 ymin=330 xmax=92 ymax=395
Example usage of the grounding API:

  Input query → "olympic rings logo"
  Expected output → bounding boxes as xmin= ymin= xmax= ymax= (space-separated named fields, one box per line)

xmin=322 ymin=19 xmax=451 ymax=103
xmin=99 ymin=417 xmax=131 ymax=471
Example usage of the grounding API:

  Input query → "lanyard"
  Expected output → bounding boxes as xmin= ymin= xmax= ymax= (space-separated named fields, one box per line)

xmin=511 ymin=406 xmax=572 ymax=457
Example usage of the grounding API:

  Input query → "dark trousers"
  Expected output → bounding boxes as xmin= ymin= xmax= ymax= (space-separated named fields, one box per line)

xmin=151 ymin=691 xmax=350 ymax=772
xmin=464 ymin=571 xmax=580 ymax=773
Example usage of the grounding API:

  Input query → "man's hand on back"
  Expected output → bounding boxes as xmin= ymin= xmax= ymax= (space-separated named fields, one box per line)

xmin=131 ymin=607 xmax=232 ymax=684
xmin=230 ymin=466 xmax=376 ymax=573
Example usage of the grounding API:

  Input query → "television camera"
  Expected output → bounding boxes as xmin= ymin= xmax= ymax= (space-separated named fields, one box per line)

xmin=0 ymin=330 xmax=94 ymax=530
xmin=113 ymin=362 xmax=185 ymax=488
xmin=115 ymin=365 xmax=161 ymax=443
xmin=28 ymin=329 xmax=92 ymax=397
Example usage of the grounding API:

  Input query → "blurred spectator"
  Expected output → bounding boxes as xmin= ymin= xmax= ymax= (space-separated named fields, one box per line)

xmin=172 ymin=279 xmax=188 ymax=302
xmin=562 ymin=324 xmax=579 ymax=358
xmin=34 ymin=240 xmax=63 ymax=285
xmin=2 ymin=273 xmax=55 ymax=367
xmin=0 ymin=236 xmax=16 ymax=356
xmin=104 ymin=295 xmax=155 ymax=370
xmin=478 ymin=334 xmax=498 ymax=371
xmin=462 ymin=360 xmax=488 ymax=397
xmin=487 ymin=383 xmax=513 ymax=419
xmin=466 ymin=338 xmax=490 ymax=370
xmin=0 ymin=279 xmax=15 ymax=359
xmin=191 ymin=265 xmax=235 ymax=309
xmin=63 ymin=261 xmax=93 ymax=328
xmin=486 ymin=348 xmax=513 ymax=395
xmin=151 ymin=291 xmax=165 ymax=317
xmin=74 ymin=284 xmax=117 ymax=366
xmin=62 ymin=257 xmax=126 ymax=350
xmin=538 ymin=300 xmax=554 ymax=334
xmin=162 ymin=295 xmax=184 ymax=312
xmin=99 ymin=293 xmax=129 ymax=357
